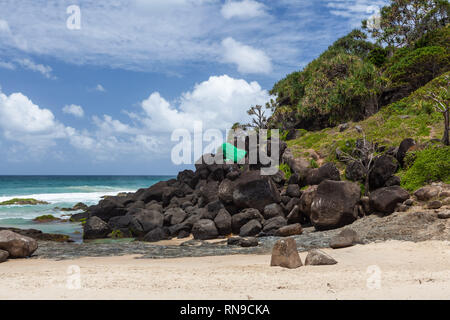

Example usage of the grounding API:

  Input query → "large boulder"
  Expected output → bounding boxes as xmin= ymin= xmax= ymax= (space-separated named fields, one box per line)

xmin=414 ymin=186 xmax=441 ymax=201
xmin=286 ymin=184 xmax=301 ymax=198
xmin=192 ymin=219 xmax=219 ymax=240
xmin=345 ymin=161 xmax=365 ymax=182
xmin=129 ymin=210 xmax=164 ymax=237
xmin=164 ymin=208 xmax=188 ymax=226
xmin=136 ymin=181 xmax=168 ymax=203
xmin=143 ymin=227 xmax=170 ymax=242
xmin=282 ymin=148 xmax=311 ymax=179
xmin=83 ymin=216 xmax=112 ymax=240
xmin=0 ymin=230 xmax=38 ymax=258
xmin=310 ymin=180 xmax=361 ymax=230
xmin=87 ymin=197 xmax=128 ymax=222
xmin=231 ymin=208 xmax=264 ymax=234
xmin=304 ymin=162 xmax=340 ymax=186
xmin=262 ymin=216 xmax=287 ymax=235
xmin=270 ymin=238 xmax=302 ymax=269
xmin=214 ymin=209 xmax=232 ymax=235
xmin=200 ymin=180 xmax=220 ymax=204
xmin=397 ymin=138 xmax=416 ymax=167
xmin=218 ymin=179 xmax=235 ymax=204
xmin=232 ymin=171 xmax=281 ymax=212
xmin=108 ymin=215 xmax=132 ymax=230
xmin=263 ymin=203 xmax=284 ymax=219
xmin=298 ymin=185 xmax=318 ymax=219
xmin=0 ymin=249 xmax=8 ymax=263
xmin=177 ymin=170 xmax=199 ymax=189
xmin=369 ymin=186 xmax=410 ymax=214
xmin=369 ymin=155 xmax=399 ymax=190
xmin=239 ymin=219 xmax=262 ymax=237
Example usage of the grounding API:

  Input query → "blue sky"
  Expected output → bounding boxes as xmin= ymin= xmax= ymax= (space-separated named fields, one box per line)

xmin=0 ymin=0 xmax=387 ymax=175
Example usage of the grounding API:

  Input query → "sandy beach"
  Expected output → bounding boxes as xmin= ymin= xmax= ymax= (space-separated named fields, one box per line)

xmin=1 ymin=240 xmax=449 ymax=300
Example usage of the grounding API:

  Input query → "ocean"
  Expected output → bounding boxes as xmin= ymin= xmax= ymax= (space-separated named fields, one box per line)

xmin=0 ymin=175 xmax=173 ymax=238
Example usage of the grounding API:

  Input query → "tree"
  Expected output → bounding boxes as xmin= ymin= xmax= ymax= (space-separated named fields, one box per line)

xmin=362 ymin=0 xmax=450 ymax=48
xmin=338 ymin=128 xmax=377 ymax=196
xmin=426 ymin=74 xmax=450 ymax=145
xmin=246 ymin=105 xmax=268 ymax=130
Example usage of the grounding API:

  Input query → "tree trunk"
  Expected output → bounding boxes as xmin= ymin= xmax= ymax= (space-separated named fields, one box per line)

xmin=364 ymin=173 xmax=370 ymax=196
xmin=443 ymin=111 xmax=450 ymax=146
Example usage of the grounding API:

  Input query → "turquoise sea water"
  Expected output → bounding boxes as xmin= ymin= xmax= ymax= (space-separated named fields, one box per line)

xmin=0 ymin=176 xmax=173 ymax=237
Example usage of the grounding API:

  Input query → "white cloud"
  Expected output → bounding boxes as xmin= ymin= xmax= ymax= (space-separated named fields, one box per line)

xmin=221 ymin=37 xmax=272 ymax=74
xmin=0 ymin=19 xmax=11 ymax=34
xmin=0 ymin=60 xmax=15 ymax=70
xmin=327 ymin=0 xmax=388 ymax=27
xmin=15 ymin=58 xmax=55 ymax=79
xmin=94 ymin=84 xmax=106 ymax=92
xmin=140 ymin=74 xmax=272 ymax=131
xmin=221 ymin=0 xmax=268 ymax=19
xmin=63 ymin=104 xmax=84 ymax=118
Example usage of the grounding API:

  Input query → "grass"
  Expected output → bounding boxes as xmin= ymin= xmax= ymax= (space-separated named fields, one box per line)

xmin=33 ymin=214 xmax=60 ymax=222
xmin=286 ymin=72 xmax=449 ymax=163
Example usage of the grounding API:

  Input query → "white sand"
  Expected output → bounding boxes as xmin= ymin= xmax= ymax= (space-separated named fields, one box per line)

xmin=1 ymin=240 xmax=450 ymax=300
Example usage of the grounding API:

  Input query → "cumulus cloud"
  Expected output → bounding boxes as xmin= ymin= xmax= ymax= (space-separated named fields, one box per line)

xmin=327 ymin=0 xmax=388 ymax=27
xmin=140 ymin=74 xmax=272 ymax=132
xmin=221 ymin=0 xmax=268 ymax=19
xmin=63 ymin=104 xmax=84 ymax=118
xmin=221 ymin=37 xmax=272 ymax=74
xmin=0 ymin=60 xmax=15 ymax=70
xmin=15 ymin=58 xmax=55 ymax=79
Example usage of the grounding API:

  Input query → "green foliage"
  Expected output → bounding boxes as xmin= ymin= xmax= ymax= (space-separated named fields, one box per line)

xmin=310 ymin=159 xmax=319 ymax=168
xmin=400 ymin=146 xmax=450 ymax=191
xmin=387 ymin=46 xmax=450 ymax=89
xmin=363 ymin=0 xmax=450 ymax=48
xmin=109 ymin=230 xmax=125 ymax=239
xmin=279 ymin=163 xmax=292 ymax=180
xmin=368 ymin=47 xmax=389 ymax=67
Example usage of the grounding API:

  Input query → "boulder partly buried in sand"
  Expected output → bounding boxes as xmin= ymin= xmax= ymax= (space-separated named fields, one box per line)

xmin=270 ymin=237 xmax=302 ymax=269
xmin=0 ymin=230 xmax=38 ymax=258
xmin=83 ymin=216 xmax=112 ymax=240
xmin=0 ymin=249 xmax=9 ymax=263
xmin=305 ymin=249 xmax=337 ymax=266
xmin=369 ymin=186 xmax=410 ymax=215
xmin=330 ymin=228 xmax=359 ymax=249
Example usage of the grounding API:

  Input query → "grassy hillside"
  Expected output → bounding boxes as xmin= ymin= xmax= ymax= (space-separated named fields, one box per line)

xmin=286 ymin=71 xmax=449 ymax=162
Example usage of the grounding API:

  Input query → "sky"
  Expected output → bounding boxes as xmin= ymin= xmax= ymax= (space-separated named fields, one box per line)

xmin=0 ymin=0 xmax=388 ymax=175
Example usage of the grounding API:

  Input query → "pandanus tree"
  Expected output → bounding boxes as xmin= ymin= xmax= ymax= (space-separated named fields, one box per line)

xmin=427 ymin=75 xmax=450 ymax=145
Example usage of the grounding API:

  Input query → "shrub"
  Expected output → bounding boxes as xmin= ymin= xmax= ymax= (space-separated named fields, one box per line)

xmin=279 ymin=163 xmax=292 ymax=180
xmin=400 ymin=146 xmax=450 ymax=191
xmin=368 ymin=47 xmax=388 ymax=67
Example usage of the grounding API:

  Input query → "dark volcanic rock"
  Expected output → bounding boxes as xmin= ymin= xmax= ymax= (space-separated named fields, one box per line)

xmin=369 ymin=155 xmax=399 ymax=190
xmin=305 ymin=249 xmax=337 ymax=265
xmin=108 ymin=215 xmax=132 ymax=230
xmin=177 ymin=170 xmax=198 ymax=189
xmin=286 ymin=184 xmax=301 ymax=198
xmin=239 ymin=219 xmax=262 ymax=237
xmin=192 ymin=219 xmax=219 ymax=240
xmin=0 ymin=230 xmax=38 ymax=258
xmin=298 ymin=185 xmax=318 ymax=219
xmin=286 ymin=205 xmax=302 ymax=224
xmin=385 ymin=175 xmax=401 ymax=187
xmin=231 ymin=208 xmax=264 ymax=234
xmin=200 ymin=180 xmax=220 ymax=204
xmin=83 ymin=216 xmax=112 ymax=240
xmin=214 ymin=209 xmax=232 ymax=236
xmin=310 ymin=180 xmax=361 ymax=230
xmin=136 ymin=181 xmax=168 ymax=203
xmin=305 ymin=162 xmax=340 ymax=186
xmin=262 ymin=216 xmax=287 ymax=235
xmin=270 ymin=237 xmax=302 ymax=269
xmin=369 ymin=186 xmax=410 ymax=214
xmin=143 ymin=227 xmax=170 ymax=242
xmin=345 ymin=161 xmax=365 ymax=182
xmin=397 ymin=138 xmax=416 ymax=167
xmin=263 ymin=203 xmax=284 ymax=219
xmin=165 ymin=208 xmax=188 ymax=226
xmin=87 ymin=197 xmax=128 ymax=222
xmin=232 ymin=171 xmax=281 ymax=212
xmin=0 ymin=227 xmax=71 ymax=242
xmin=218 ymin=179 xmax=235 ymax=204
xmin=129 ymin=210 xmax=164 ymax=237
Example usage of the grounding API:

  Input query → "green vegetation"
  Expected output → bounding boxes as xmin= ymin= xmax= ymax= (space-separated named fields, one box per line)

xmin=279 ymin=163 xmax=292 ymax=180
xmin=0 ymin=198 xmax=49 ymax=206
xmin=399 ymin=146 xmax=450 ymax=191
xmin=33 ymin=215 xmax=60 ymax=222
xmin=109 ymin=230 xmax=125 ymax=239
